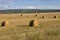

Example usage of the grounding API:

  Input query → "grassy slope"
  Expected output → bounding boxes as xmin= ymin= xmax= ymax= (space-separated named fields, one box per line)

xmin=0 ymin=12 xmax=60 ymax=40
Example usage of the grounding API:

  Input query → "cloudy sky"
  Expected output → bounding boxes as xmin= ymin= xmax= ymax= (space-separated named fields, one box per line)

xmin=0 ymin=0 xmax=60 ymax=9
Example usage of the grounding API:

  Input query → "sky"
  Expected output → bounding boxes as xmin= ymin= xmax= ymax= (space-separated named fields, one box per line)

xmin=0 ymin=0 xmax=60 ymax=9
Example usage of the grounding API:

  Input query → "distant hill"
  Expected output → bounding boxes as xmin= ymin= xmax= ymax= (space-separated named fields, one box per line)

xmin=0 ymin=9 xmax=60 ymax=14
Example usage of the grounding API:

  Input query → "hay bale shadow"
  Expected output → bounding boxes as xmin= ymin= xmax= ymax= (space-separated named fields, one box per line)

xmin=35 ymin=14 xmax=38 ymax=16
xmin=42 ymin=16 xmax=44 ymax=19
xmin=21 ymin=14 xmax=22 ymax=16
xmin=54 ymin=16 xmax=56 ymax=18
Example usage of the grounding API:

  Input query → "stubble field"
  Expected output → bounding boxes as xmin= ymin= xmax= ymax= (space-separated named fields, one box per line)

xmin=0 ymin=12 xmax=60 ymax=40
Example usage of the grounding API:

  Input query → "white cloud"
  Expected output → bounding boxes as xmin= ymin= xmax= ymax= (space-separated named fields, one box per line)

xmin=7 ymin=6 xmax=19 ymax=9
xmin=21 ymin=6 xmax=37 ymax=9
xmin=0 ymin=0 xmax=19 ymax=9
xmin=38 ymin=6 xmax=60 ymax=9
xmin=0 ymin=5 xmax=8 ymax=10
xmin=0 ymin=5 xmax=19 ymax=10
xmin=0 ymin=5 xmax=60 ymax=10
xmin=20 ymin=6 xmax=60 ymax=9
xmin=0 ymin=0 xmax=20 ymax=5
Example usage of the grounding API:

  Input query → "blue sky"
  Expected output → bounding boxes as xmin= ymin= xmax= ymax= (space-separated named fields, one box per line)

xmin=0 ymin=0 xmax=60 ymax=9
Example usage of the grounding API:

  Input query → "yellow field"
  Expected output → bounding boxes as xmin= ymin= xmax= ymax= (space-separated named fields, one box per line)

xmin=0 ymin=12 xmax=60 ymax=27
xmin=0 ymin=12 xmax=60 ymax=40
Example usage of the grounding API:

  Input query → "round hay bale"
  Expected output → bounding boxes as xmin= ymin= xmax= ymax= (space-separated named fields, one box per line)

xmin=35 ymin=14 xmax=38 ymax=16
xmin=1 ymin=21 xmax=9 ymax=26
xmin=42 ymin=16 xmax=44 ymax=19
xmin=54 ymin=16 xmax=56 ymax=18
xmin=21 ymin=14 xmax=22 ymax=16
xmin=9 ymin=13 xmax=11 ymax=15
xmin=29 ymin=20 xmax=38 ymax=27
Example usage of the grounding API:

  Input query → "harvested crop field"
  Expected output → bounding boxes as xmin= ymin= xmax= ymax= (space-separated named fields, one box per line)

xmin=0 ymin=12 xmax=60 ymax=40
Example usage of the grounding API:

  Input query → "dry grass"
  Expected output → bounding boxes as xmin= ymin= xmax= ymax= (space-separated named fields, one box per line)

xmin=0 ymin=12 xmax=59 ymax=40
